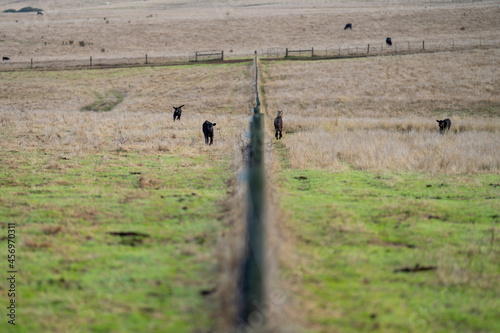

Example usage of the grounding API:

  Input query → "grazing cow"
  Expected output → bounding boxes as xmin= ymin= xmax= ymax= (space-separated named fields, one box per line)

xmin=386 ymin=37 xmax=392 ymax=46
xmin=437 ymin=118 xmax=451 ymax=134
xmin=202 ymin=120 xmax=217 ymax=145
xmin=274 ymin=110 xmax=283 ymax=140
xmin=2 ymin=57 xmax=10 ymax=61
xmin=344 ymin=23 xmax=352 ymax=30
xmin=172 ymin=105 xmax=184 ymax=121
xmin=37 ymin=11 xmax=43 ymax=16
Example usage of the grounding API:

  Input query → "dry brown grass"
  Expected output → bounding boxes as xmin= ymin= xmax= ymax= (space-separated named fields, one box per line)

xmin=263 ymin=49 xmax=500 ymax=174
xmin=0 ymin=63 xmax=253 ymax=156
xmin=0 ymin=0 xmax=498 ymax=65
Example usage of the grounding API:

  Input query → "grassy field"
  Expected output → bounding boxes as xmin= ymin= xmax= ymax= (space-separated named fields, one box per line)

xmin=276 ymin=165 xmax=500 ymax=333
xmin=1 ymin=0 xmax=499 ymax=332
xmin=0 ymin=0 xmax=499 ymax=64
xmin=261 ymin=49 xmax=500 ymax=332
xmin=0 ymin=62 xmax=252 ymax=332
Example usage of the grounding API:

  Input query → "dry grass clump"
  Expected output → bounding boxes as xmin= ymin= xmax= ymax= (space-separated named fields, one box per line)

xmin=283 ymin=127 xmax=500 ymax=173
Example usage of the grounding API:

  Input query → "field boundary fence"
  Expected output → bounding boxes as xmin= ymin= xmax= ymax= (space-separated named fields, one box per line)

xmin=1 ymin=36 xmax=499 ymax=71
xmin=262 ymin=37 xmax=500 ymax=59
xmin=239 ymin=51 xmax=268 ymax=329
xmin=189 ymin=50 xmax=224 ymax=62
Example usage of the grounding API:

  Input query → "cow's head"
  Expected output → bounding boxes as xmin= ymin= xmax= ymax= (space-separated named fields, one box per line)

xmin=277 ymin=110 xmax=283 ymax=118
xmin=436 ymin=120 xmax=447 ymax=132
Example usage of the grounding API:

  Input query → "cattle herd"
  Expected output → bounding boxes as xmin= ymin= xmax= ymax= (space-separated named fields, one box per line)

xmin=174 ymin=106 xmax=451 ymax=145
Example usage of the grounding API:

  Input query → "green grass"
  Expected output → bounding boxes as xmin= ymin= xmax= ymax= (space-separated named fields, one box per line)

xmin=0 ymin=150 xmax=231 ymax=332
xmin=275 ymin=143 xmax=500 ymax=333
xmin=81 ymin=89 xmax=125 ymax=112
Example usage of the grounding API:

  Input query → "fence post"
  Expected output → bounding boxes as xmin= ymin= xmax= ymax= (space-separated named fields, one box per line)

xmin=285 ymin=48 xmax=288 ymax=58
xmin=367 ymin=44 xmax=370 ymax=54
xmin=90 ymin=56 xmax=92 ymax=66
xmin=221 ymin=50 xmax=224 ymax=60
xmin=408 ymin=41 xmax=410 ymax=51
xmin=423 ymin=41 xmax=425 ymax=51
xmin=31 ymin=58 xmax=33 ymax=69
xmin=145 ymin=54 xmax=148 ymax=64
xmin=195 ymin=51 xmax=198 ymax=62
xmin=311 ymin=47 xmax=314 ymax=57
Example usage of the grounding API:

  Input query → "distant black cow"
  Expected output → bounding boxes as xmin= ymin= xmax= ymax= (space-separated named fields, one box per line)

xmin=386 ymin=37 xmax=392 ymax=46
xmin=344 ymin=23 xmax=352 ymax=30
xmin=274 ymin=110 xmax=283 ymax=140
xmin=202 ymin=120 xmax=217 ymax=145
xmin=37 ymin=11 xmax=43 ymax=16
xmin=2 ymin=57 xmax=10 ymax=61
xmin=172 ymin=105 xmax=184 ymax=121
xmin=437 ymin=118 xmax=451 ymax=134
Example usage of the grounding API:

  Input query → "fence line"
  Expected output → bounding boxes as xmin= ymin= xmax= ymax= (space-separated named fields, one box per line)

xmin=1 ymin=37 xmax=499 ymax=71
xmin=240 ymin=51 xmax=267 ymax=328
xmin=263 ymin=37 xmax=500 ymax=59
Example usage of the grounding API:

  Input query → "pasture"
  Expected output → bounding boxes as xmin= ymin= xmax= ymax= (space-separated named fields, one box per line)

xmin=0 ymin=0 xmax=499 ymax=332
xmin=0 ymin=63 xmax=253 ymax=332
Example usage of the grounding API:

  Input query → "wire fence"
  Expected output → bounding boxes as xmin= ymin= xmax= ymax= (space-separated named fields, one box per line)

xmin=1 ymin=36 xmax=499 ymax=71
xmin=261 ymin=37 xmax=500 ymax=59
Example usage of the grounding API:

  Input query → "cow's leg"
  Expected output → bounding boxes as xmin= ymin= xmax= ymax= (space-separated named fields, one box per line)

xmin=209 ymin=136 xmax=213 ymax=145
xmin=279 ymin=130 xmax=282 ymax=139
xmin=204 ymin=135 xmax=208 ymax=145
xmin=275 ymin=130 xmax=278 ymax=140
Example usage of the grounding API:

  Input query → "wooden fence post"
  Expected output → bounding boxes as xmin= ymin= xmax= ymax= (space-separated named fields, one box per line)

xmin=423 ymin=41 xmax=425 ymax=51
xmin=31 ymin=58 xmax=33 ymax=69
xmin=312 ymin=47 xmax=314 ymax=57
xmin=221 ymin=50 xmax=224 ymax=60
xmin=90 ymin=56 xmax=92 ymax=66
xmin=145 ymin=54 xmax=148 ymax=64
xmin=367 ymin=44 xmax=370 ymax=54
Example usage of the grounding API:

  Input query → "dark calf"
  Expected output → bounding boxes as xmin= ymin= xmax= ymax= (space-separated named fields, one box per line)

xmin=274 ymin=110 xmax=283 ymax=140
xmin=202 ymin=120 xmax=216 ymax=145
xmin=386 ymin=37 xmax=392 ymax=46
xmin=437 ymin=118 xmax=451 ymax=134
xmin=173 ymin=105 xmax=184 ymax=121
xmin=344 ymin=23 xmax=352 ymax=30
xmin=2 ymin=57 xmax=10 ymax=61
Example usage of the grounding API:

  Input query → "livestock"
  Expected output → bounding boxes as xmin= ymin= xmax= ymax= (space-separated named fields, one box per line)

xmin=436 ymin=118 xmax=451 ymax=134
xmin=2 ymin=57 xmax=10 ymax=61
xmin=274 ymin=110 xmax=283 ymax=140
xmin=203 ymin=120 xmax=216 ymax=145
xmin=202 ymin=121 xmax=217 ymax=145
xmin=37 ymin=11 xmax=43 ymax=15
xmin=344 ymin=23 xmax=352 ymax=30
xmin=172 ymin=105 xmax=185 ymax=121
xmin=386 ymin=37 xmax=392 ymax=46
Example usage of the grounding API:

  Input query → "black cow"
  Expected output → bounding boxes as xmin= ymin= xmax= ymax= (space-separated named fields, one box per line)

xmin=37 ymin=11 xmax=43 ymax=16
xmin=386 ymin=37 xmax=392 ymax=46
xmin=172 ymin=105 xmax=184 ymax=121
xmin=274 ymin=110 xmax=283 ymax=140
xmin=437 ymin=118 xmax=451 ymax=134
xmin=2 ymin=57 xmax=10 ymax=61
xmin=344 ymin=23 xmax=352 ymax=30
xmin=202 ymin=121 xmax=216 ymax=145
